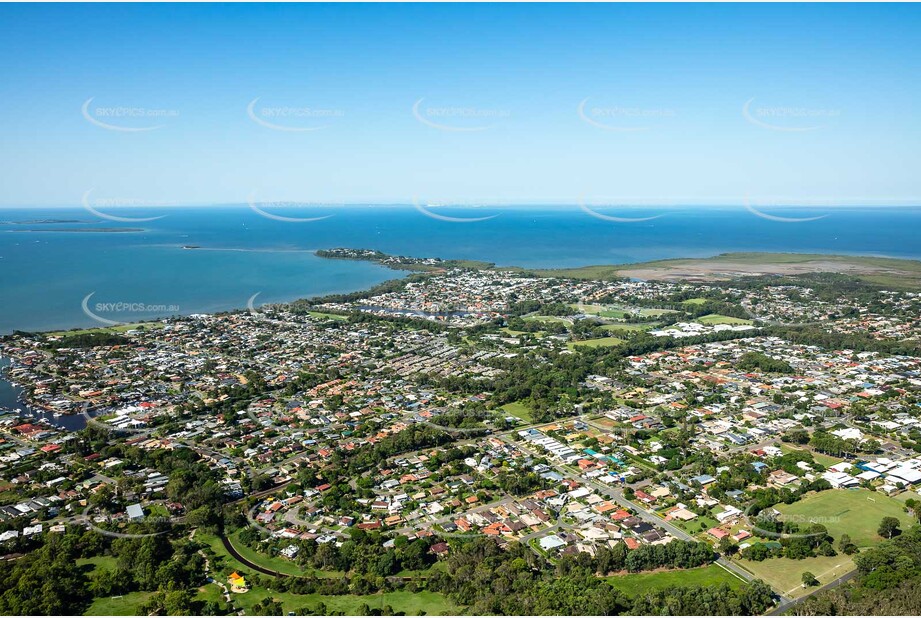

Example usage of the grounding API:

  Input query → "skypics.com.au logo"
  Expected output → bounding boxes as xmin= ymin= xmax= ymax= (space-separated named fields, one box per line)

xmin=82 ymin=98 xmax=179 ymax=132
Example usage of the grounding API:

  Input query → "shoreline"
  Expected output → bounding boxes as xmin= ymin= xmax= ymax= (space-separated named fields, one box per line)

xmin=7 ymin=249 xmax=921 ymax=336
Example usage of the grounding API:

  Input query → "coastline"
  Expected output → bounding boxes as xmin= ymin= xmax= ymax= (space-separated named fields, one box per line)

xmin=10 ymin=248 xmax=921 ymax=338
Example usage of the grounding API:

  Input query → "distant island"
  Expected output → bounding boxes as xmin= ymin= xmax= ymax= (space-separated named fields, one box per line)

xmin=8 ymin=227 xmax=143 ymax=233
xmin=1 ymin=218 xmax=87 ymax=225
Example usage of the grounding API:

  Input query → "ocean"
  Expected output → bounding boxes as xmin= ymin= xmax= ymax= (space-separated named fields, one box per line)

xmin=1 ymin=204 xmax=920 ymax=334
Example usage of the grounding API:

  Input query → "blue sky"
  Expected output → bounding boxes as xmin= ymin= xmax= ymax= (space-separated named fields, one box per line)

xmin=1 ymin=3 xmax=920 ymax=207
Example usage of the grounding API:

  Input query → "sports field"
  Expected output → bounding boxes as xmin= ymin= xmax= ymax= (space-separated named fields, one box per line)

xmin=774 ymin=488 xmax=914 ymax=547
xmin=738 ymin=554 xmax=856 ymax=598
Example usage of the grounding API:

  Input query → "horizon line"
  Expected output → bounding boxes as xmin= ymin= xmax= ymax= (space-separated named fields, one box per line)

xmin=3 ymin=200 xmax=921 ymax=210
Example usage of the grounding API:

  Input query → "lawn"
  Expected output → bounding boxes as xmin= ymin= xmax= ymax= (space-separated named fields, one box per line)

xmin=84 ymin=591 xmax=156 ymax=616
xmin=501 ymin=401 xmax=534 ymax=423
xmin=737 ymin=554 xmax=856 ymax=598
xmin=606 ymin=564 xmax=744 ymax=596
xmin=697 ymin=314 xmax=753 ymax=325
xmin=774 ymin=488 xmax=914 ymax=548
xmin=665 ymin=513 xmax=719 ymax=537
xmin=682 ymin=298 xmax=710 ymax=305
xmin=568 ymin=336 xmax=625 ymax=350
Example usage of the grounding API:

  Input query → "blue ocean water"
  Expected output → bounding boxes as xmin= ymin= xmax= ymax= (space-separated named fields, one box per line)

xmin=1 ymin=204 xmax=919 ymax=333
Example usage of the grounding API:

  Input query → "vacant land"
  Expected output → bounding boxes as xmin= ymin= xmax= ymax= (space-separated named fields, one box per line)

xmin=606 ymin=564 xmax=743 ymax=596
xmin=775 ymin=488 xmax=914 ymax=548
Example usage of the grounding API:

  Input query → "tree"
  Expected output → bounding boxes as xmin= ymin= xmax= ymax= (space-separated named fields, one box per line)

xmin=838 ymin=533 xmax=858 ymax=555
xmin=878 ymin=516 xmax=902 ymax=539
xmin=719 ymin=535 xmax=739 ymax=558
xmin=802 ymin=571 xmax=819 ymax=587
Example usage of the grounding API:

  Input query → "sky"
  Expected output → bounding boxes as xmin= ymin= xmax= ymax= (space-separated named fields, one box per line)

xmin=1 ymin=3 xmax=920 ymax=207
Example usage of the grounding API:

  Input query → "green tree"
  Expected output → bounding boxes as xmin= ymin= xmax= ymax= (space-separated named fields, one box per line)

xmin=879 ymin=517 xmax=902 ymax=539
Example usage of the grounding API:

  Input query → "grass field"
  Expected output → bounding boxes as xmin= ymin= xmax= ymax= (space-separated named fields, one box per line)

xmin=85 ymin=591 xmax=156 ymax=616
xmin=571 ymin=303 xmax=607 ymax=315
xmin=606 ymin=564 xmax=744 ymax=596
xmin=567 ymin=336 xmax=625 ymax=350
xmin=697 ymin=313 xmax=753 ymax=325
xmin=307 ymin=311 xmax=348 ymax=321
xmin=77 ymin=555 xmax=119 ymax=572
xmin=774 ymin=488 xmax=914 ymax=548
xmin=737 ymin=554 xmax=856 ymax=598
xmin=682 ymin=298 xmax=710 ymax=305
xmin=501 ymin=401 xmax=534 ymax=423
